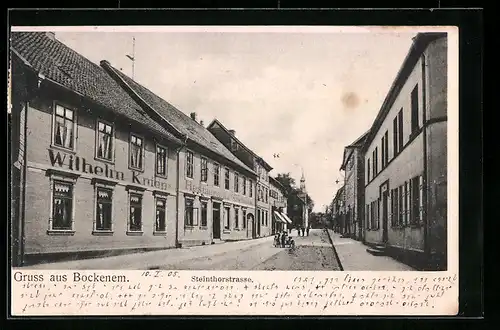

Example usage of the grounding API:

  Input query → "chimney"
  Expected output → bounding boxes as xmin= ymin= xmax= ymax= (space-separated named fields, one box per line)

xmin=45 ymin=32 xmax=56 ymax=40
xmin=228 ymin=129 xmax=236 ymax=136
xmin=190 ymin=112 xmax=197 ymax=122
xmin=199 ymin=120 xmax=204 ymax=127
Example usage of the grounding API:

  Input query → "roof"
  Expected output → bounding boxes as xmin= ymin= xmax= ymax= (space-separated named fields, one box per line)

xmin=269 ymin=176 xmax=286 ymax=194
xmin=10 ymin=32 xmax=181 ymax=144
xmin=207 ymin=119 xmax=273 ymax=171
xmin=340 ymin=130 xmax=370 ymax=170
xmin=362 ymin=32 xmax=447 ymax=151
xmin=100 ymin=61 xmax=255 ymax=175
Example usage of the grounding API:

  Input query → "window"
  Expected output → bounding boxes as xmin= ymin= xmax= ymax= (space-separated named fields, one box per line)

xmin=235 ymin=208 xmax=239 ymax=228
xmin=224 ymin=168 xmax=230 ymax=190
xmin=398 ymin=109 xmax=404 ymax=151
xmin=249 ymin=180 xmax=253 ymax=197
xmin=366 ymin=204 xmax=370 ymax=230
xmin=265 ymin=211 xmax=268 ymax=226
xmin=213 ymin=163 xmax=220 ymax=186
xmin=129 ymin=193 xmax=143 ymax=232
xmin=242 ymin=209 xmax=247 ymax=228
xmin=96 ymin=188 xmax=112 ymax=231
xmin=265 ymin=188 xmax=268 ymax=203
xmin=186 ymin=151 xmax=194 ymax=179
xmin=383 ymin=131 xmax=388 ymax=167
xmin=404 ymin=182 xmax=409 ymax=225
xmin=224 ymin=206 xmax=230 ymax=229
xmin=372 ymin=149 xmax=378 ymax=177
xmin=155 ymin=198 xmax=167 ymax=232
xmin=53 ymin=104 xmax=75 ymax=150
xmin=410 ymin=176 xmax=423 ymax=225
xmin=96 ymin=121 xmax=113 ymax=161
xmin=201 ymin=201 xmax=208 ymax=227
xmin=366 ymin=158 xmax=371 ymax=183
xmin=398 ymin=186 xmax=403 ymax=226
xmin=156 ymin=145 xmax=168 ymax=176
xmin=129 ymin=134 xmax=143 ymax=170
xmin=381 ymin=136 xmax=385 ymax=169
xmin=52 ymin=181 xmax=73 ymax=230
xmin=243 ymin=177 xmax=247 ymax=195
xmin=184 ymin=198 xmax=196 ymax=226
xmin=393 ymin=117 xmax=399 ymax=156
xmin=201 ymin=157 xmax=208 ymax=182
xmin=411 ymin=85 xmax=419 ymax=134
xmin=391 ymin=188 xmax=399 ymax=227
xmin=234 ymin=173 xmax=239 ymax=193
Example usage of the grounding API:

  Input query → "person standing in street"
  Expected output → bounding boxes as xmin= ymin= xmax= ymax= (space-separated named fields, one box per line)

xmin=306 ymin=225 xmax=310 ymax=236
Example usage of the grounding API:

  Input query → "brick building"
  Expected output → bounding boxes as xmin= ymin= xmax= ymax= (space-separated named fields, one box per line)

xmin=362 ymin=32 xmax=448 ymax=270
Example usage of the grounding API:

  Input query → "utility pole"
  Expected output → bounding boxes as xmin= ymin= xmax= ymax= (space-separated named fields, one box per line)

xmin=126 ymin=37 xmax=136 ymax=80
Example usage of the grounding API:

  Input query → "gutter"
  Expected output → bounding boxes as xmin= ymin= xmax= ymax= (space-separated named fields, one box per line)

xmin=174 ymin=134 xmax=189 ymax=248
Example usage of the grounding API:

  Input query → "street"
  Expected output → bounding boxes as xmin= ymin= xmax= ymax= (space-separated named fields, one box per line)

xmin=27 ymin=229 xmax=341 ymax=271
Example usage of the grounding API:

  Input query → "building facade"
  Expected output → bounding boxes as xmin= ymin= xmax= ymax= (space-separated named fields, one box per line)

xmin=10 ymin=32 xmax=183 ymax=265
xmin=207 ymin=120 xmax=274 ymax=238
xmin=362 ymin=32 xmax=448 ymax=270
xmin=269 ymin=176 xmax=289 ymax=233
xmin=10 ymin=31 xmax=260 ymax=265
xmin=331 ymin=186 xmax=345 ymax=234
xmin=340 ymin=132 xmax=368 ymax=241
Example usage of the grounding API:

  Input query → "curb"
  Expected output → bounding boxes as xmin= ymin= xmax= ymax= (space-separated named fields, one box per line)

xmin=324 ymin=228 xmax=344 ymax=271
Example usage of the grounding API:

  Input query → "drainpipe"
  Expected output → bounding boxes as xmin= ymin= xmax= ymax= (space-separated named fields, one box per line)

xmin=174 ymin=134 xmax=188 ymax=248
xmin=422 ymin=52 xmax=429 ymax=266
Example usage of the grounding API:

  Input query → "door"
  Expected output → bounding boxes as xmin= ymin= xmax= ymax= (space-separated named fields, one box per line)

xmin=248 ymin=213 xmax=255 ymax=238
xmin=212 ymin=202 xmax=221 ymax=239
xmin=382 ymin=190 xmax=389 ymax=243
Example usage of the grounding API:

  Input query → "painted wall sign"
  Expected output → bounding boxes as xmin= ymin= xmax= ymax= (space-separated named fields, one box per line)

xmin=185 ymin=180 xmax=252 ymax=205
xmin=48 ymin=149 xmax=172 ymax=191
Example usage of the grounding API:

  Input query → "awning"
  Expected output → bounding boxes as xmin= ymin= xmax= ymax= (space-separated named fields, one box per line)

xmin=280 ymin=213 xmax=293 ymax=224
xmin=273 ymin=211 xmax=287 ymax=224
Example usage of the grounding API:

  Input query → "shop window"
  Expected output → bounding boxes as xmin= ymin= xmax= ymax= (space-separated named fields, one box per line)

xmin=53 ymin=104 xmax=76 ymax=150
xmin=224 ymin=206 xmax=230 ymax=229
xmin=51 ymin=181 xmax=74 ymax=230
xmin=95 ymin=188 xmax=113 ymax=231
xmin=186 ymin=150 xmax=194 ymax=179
xmin=184 ymin=197 xmax=197 ymax=226
xmin=96 ymin=121 xmax=114 ymax=161
xmin=129 ymin=134 xmax=143 ymax=170
xmin=201 ymin=201 xmax=208 ymax=227
xmin=155 ymin=197 xmax=167 ymax=232
xmin=156 ymin=145 xmax=168 ymax=177
xmin=128 ymin=193 xmax=143 ymax=233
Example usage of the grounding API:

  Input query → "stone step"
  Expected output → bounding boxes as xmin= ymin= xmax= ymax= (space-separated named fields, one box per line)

xmin=366 ymin=247 xmax=387 ymax=256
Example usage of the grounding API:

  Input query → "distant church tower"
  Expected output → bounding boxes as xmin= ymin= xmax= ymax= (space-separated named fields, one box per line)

xmin=299 ymin=170 xmax=309 ymax=228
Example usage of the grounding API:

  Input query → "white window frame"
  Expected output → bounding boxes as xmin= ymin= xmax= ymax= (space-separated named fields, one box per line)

xmin=185 ymin=150 xmax=194 ymax=179
xmin=155 ymin=143 xmax=169 ymax=178
xmin=47 ymin=171 xmax=79 ymax=235
xmin=129 ymin=133 xmax=145 ymax=171
xmin=95 ymin=119 xmax=115 ymax=163
xmin=126 ymin=186 xmax=145 ymax=235
xmin=92 ymin=178 xmax=116 ymax=236
xmin=200 ymin=157 xmax=208 ymax=183
xmin=153 ymin=192 xmax=168 ymax=235
xmin=213 ymin=163 xmax=220 ymax=186
xmin=51 ymin=101 xmax=78 ymax=152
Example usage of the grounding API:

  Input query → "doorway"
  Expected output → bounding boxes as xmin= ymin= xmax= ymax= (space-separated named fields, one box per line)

xmin=247 ymin=213 xmax=255 ymax=238
xmin=257 ymin=210 xmax=261 ymax=237
xmin=382 ymin=188 xmax=389 ymax=243
xmin=212 ymin=202 xmax=221 ymax=239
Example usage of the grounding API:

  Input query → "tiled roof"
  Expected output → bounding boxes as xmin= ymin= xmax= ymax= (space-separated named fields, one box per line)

xmin=10 ymin=32 xmax=181 ymax=144
xmin=102 ymin=62 xmax=255 ymax=175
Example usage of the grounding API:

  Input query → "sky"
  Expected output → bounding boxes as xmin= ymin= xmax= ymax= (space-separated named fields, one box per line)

xmin=52 ymin=27 xmax=416 ymax=212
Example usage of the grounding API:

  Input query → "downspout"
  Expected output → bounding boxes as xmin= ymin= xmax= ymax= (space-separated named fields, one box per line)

xmin=174 ymin=134 xmax=188 ymax=248
xmin=422 ymin=52 xmax=429 ymax=264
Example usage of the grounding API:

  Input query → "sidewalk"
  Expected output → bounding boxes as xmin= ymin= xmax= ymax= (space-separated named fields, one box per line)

xmin=25 ymin=236 xmax=275 ymax=270
xmin=326 ymin=229 xmax=415 ymax=271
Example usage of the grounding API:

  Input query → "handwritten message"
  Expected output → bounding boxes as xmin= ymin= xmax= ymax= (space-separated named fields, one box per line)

xmin=11 ymin=270 xmax=458 ymax=316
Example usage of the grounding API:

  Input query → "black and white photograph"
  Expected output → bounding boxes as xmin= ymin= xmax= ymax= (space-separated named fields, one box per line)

xmin=9 ymin=26 xmax=452 ymax=273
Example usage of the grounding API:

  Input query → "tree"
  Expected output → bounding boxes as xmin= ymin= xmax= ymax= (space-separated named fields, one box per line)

xmin=275 ymin=173 xmax=296 ymax=195
xmin=275 ymin=172 xmax=315 ymax=228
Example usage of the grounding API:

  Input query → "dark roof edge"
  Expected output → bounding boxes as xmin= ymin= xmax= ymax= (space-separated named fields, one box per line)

xmin=100 ymin=60 xmax=186 ymax=140
xmin=207 ymin=119 xmax=273 ymax=171
xmin=269 ymin=176 xmax=286 ymax=193
xmin=362 ymin=32 xmax=447 ymax=152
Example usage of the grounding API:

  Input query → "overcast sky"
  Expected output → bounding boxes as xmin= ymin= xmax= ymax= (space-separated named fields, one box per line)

xmin=52 ymin=27 xmax=416 ymax=212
